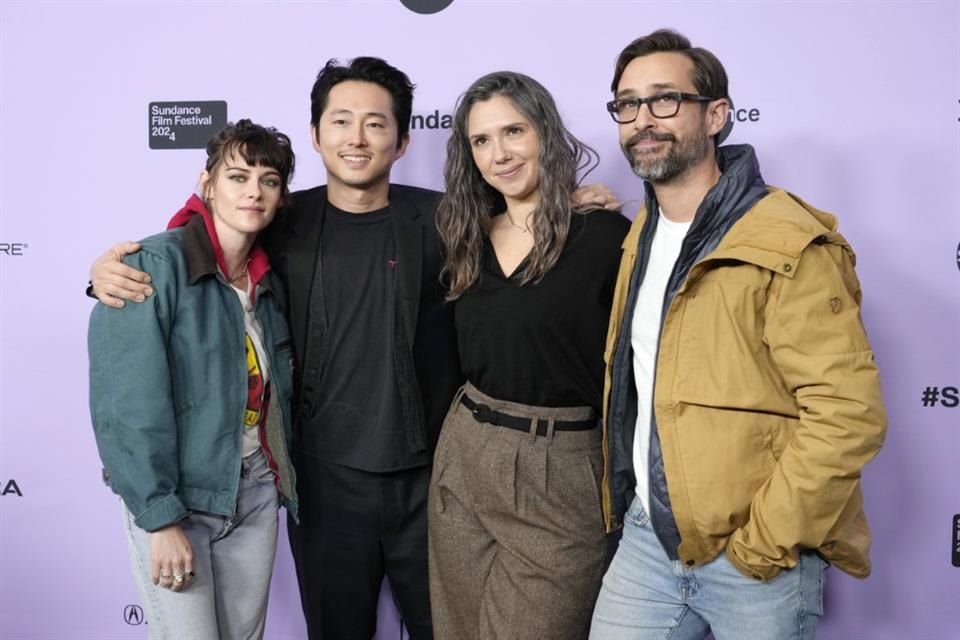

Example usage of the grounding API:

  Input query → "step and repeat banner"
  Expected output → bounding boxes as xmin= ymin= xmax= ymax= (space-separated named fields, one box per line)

xmin=1 ymin=1 xmax=958 ymax=638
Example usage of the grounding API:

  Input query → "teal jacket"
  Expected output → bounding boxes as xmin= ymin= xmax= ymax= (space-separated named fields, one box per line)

xmin=88 ymin=209 xmax=298 ymax=532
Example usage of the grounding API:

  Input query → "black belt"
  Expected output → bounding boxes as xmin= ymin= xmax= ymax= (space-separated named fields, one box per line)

xmin=460 ymin=394 xmax=597 ymax=437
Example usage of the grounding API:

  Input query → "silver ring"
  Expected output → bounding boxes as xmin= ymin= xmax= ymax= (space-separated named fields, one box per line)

xmin=174 ymin=574 xmax=185 ymax=584
xmin=159 ymin=573 xmax=172 ymax=579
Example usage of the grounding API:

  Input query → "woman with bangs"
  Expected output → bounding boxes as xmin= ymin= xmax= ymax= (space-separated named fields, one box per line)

xmin=429 ymin=72 xmax=631 ymax=639
xmin=88 ymin=119 xmax=299 ymax=640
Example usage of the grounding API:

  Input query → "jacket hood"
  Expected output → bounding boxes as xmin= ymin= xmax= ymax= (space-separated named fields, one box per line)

xmin=707 ymin=188 xmax=852 ymax=279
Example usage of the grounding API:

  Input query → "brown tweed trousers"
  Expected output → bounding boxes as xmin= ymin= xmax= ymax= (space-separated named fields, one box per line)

xmin=428 ymin=382 xmax=607 ymax=639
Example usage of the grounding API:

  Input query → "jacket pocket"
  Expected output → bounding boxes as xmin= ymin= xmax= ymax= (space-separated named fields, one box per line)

xmin=168 ymin=344 xmax=209 ymax=417
xmin=670 ymin=272 xmax=792 ymax=417
xmin=673 ymin=403 xmax=795 ymax=535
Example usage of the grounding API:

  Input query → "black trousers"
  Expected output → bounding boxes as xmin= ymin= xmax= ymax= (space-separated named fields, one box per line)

xmin=288 ymin=456 xmax=432 ymax=640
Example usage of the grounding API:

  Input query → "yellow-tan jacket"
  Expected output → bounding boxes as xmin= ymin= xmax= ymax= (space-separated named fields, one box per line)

xmin=601 ymin=187 xmax=887 ymax=581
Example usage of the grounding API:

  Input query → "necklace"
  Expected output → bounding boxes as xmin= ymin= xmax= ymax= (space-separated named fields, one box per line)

xmin=228 ymin=258 xmax=251 ymax=284
xmin=504 ymin=213 xmax=530 ymax=234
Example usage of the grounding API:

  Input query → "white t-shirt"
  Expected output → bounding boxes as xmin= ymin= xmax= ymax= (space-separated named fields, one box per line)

xmin=231 ymin=285 xmax=270 ymax=458
xmin=630 ymin=211 xmax=691 ymax=515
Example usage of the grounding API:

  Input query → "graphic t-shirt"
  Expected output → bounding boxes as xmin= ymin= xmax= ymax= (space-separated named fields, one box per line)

xmin=232 ymin=285 xmax=270 ymax=458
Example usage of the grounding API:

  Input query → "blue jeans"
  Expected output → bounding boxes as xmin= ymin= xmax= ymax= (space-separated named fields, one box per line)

xmin=590 ymin=497 xmax=826 ymax=640
xmin=122 ymin=448 xmax=280 ymax=640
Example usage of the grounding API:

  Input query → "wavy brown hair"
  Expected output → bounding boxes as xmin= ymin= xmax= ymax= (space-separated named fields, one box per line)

xmin=437 ymin=71 xmax=597 ymax=300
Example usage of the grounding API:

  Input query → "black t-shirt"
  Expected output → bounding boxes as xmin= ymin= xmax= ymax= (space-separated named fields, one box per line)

xmin=306 ymin=203 xmax=428 ymax=472
xmin=455 ymin=209 xmax=630 ymax=410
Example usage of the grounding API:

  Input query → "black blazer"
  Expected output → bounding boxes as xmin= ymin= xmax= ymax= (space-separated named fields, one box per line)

xmin=262 ymin=183 xmax=463 ymax=457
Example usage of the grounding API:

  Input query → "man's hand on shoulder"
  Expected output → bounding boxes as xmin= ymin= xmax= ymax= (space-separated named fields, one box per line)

xmin=89 ymin=241 xmax=152 ymax=308
xmin=573 ymin=183 xmax=622 ymax=211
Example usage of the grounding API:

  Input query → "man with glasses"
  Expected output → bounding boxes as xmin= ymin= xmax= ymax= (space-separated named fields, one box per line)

xmin=590 ymin=29 xmax=886 ymax=640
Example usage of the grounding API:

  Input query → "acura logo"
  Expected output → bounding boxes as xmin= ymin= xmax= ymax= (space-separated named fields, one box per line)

xmin=124 ymin=604 xmax=145 ymax=625
xmin=399 ymin=0 xmax=455 ymax=14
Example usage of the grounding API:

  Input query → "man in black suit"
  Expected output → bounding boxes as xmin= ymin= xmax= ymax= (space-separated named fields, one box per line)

xmin=90 ymin=57 xmax=462 ymax=640
xmin=264 ymin=57 xmax=462 ymax=640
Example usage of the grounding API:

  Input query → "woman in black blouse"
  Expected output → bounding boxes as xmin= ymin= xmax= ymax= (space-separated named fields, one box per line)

xmin=429 ymin=71 xmax=630 ymax=639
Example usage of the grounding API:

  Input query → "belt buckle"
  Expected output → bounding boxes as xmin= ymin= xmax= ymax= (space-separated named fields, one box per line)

xmin=471 ymin=402 xmax=495 ymax=424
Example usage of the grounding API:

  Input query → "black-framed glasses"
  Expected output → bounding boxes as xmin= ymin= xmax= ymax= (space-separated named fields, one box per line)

xmin=605 ymin=92 xmax=714 ymax=123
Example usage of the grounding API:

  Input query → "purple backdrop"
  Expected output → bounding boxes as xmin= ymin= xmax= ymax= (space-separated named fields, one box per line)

xmin=1 ymin=1 xmax=958 ymax=638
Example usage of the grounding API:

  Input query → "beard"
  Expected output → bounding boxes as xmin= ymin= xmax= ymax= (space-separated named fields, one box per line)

xmin=622 ymin=125 xmax=710 ymax=184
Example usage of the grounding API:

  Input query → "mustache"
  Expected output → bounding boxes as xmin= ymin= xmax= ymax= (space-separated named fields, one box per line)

xmin=624 ymin=131 xmax=676 ymax=148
